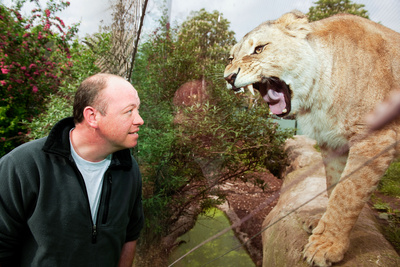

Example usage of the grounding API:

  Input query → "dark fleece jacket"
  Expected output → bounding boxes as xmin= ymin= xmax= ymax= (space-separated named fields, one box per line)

xmin=0 ymin=117 xmax=144 ymax=267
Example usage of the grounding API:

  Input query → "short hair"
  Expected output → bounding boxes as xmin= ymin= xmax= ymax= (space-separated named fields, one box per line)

xmin=73 ymin=73 xmax=124 ymax=123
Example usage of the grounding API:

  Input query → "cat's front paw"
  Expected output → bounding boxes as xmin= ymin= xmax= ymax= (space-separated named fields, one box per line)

xmin=303 ymin=230 xmax=349 ymax=266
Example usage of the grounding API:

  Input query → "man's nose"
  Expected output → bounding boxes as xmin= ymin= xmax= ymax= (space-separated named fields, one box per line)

xmin=134 ymin=114 xmax=144 ymax=125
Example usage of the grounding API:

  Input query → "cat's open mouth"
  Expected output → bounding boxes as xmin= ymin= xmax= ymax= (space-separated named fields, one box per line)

xmin=235 ymin=77 xmax=292 ymax=117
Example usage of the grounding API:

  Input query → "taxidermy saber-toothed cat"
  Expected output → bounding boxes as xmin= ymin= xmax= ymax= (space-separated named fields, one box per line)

xmin=224 ymin=10 xmax=400 ymax=266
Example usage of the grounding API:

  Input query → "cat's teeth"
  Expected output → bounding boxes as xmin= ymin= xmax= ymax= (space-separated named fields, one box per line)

xmin=246 ymin=84 xmax=255 ymax=96
xmin=282 ymin=108 xmax=287 ymax=113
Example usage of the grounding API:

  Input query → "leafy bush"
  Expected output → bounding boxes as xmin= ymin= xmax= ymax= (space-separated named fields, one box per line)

xmin=25 ymin=39 xmax=101 ymax=140
xmin=379 ymin=159 xmax=400 ymax=197
xmin=132 ymin=10 xmax=293 ymax=248
xmin=0 ymin=0 xmax=78 ymax=155
xmin=308 ymin=0 xmax=369 ymax=22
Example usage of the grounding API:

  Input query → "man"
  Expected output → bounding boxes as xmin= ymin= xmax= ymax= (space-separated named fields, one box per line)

xmin=0 ymin=73 xmax=144 ymax=267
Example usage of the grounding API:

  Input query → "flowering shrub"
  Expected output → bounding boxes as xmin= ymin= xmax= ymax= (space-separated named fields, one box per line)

xmin=25 ymin=38 xmax=101 ymax=141
xmin=0 ymin=0 xmax=78 ymax=156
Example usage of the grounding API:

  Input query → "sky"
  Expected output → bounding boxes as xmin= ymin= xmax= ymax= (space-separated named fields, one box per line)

xmin=3 ymin=0 xmax=400 ymax=41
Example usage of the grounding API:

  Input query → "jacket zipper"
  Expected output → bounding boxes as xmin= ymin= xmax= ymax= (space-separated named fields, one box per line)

xmin=102 ymin=174 xmax=112 ymax=224
xmin=91 ymin=224 xmax=97 ymax=243
xmin=69 ymin=158 xmax=113 ymax=244
xmin=93 ymin=172 xmax=113 ymax=243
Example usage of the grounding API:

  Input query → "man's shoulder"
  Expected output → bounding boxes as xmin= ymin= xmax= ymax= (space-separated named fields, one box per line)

xmin=1 ymin=137 xmax=47 ymax=162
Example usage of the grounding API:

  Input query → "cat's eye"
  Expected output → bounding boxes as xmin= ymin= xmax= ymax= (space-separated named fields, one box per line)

xmin=228 ymin=56 xmax=233 ymax=63
xmin=254 ymin=44 xmax=268 ymax=54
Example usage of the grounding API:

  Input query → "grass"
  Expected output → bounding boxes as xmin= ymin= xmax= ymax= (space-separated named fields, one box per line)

xmin=379 ymin=159 xmax=400 ymax=196
xmin=371 ymin=158 xmax=400 ymax=253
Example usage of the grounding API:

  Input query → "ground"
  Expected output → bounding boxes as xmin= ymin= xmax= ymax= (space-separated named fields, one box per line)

xmin=222 ymin=172 xmax=400 ymax=266
xmin=219 ymin=171 xmax=282 ymax=267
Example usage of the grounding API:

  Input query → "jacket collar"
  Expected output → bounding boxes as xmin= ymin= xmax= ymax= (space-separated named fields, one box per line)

xmin=42 ymin=117 xmax=132 ymax=169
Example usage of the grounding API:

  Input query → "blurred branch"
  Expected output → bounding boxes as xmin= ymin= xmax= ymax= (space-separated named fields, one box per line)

xmin=127 ymin=0 xmax=148 ymax=81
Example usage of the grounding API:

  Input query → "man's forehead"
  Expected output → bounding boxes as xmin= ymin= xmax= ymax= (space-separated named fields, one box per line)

xmin=104 ymin=78 xmax=137 ymax=94
xmin=102 ymin=81 xmax=140 ymax=105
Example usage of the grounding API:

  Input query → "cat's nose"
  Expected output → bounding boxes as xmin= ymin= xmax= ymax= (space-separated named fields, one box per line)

xmin=224 ymin=73 xmax=237 ymax=86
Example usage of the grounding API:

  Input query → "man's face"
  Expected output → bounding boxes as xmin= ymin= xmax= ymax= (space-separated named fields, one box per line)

xmin=96 ymin=78 xmax=144 ymax=152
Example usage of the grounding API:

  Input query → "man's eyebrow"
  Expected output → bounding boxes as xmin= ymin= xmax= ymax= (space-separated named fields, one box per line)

xmin=124 ymin=104 xmax=139 ymax=110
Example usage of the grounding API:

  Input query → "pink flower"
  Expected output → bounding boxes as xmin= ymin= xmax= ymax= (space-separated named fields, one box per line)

xmin=55 ymin=17 xmax=65 ymax=27
xmin=1 ymin=68 xmax=9 ymax=74
xmin=29 ymin=64 xmax=37 ymax=69
xmin=21 ymin=66 xmax=26 ymax=70
xmin=32 ymin=86 xmax=38 ymax=93
xmin=56 ymin=25 xmax=64 ymax=33
xmin=45 ymin=9 xmax=51 ymax=17
xmin=1 ymin=80 xmax=6 ymax=86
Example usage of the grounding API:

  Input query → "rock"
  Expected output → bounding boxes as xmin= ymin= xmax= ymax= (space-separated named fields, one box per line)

xmin=262 ymin=135 xmax=400 ymax=266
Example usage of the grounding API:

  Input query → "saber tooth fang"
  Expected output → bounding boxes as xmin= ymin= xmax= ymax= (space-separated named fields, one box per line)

xmin=247 ymin=84 xmax=255 ymax=96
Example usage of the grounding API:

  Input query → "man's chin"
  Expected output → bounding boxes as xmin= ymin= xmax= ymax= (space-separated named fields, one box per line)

xmin=128 ymin=136 xmax=139 ymax=148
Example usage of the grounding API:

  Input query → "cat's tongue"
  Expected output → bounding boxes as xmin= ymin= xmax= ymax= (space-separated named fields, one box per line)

xmin=263 ymin=89 xmax=286 ymax=115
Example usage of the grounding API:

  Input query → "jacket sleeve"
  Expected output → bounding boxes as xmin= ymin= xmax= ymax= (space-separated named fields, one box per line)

xmin=0 ymin=152 xmax=36 ymax=262
xmin=124 ymin=157 xmax=144 ymax=242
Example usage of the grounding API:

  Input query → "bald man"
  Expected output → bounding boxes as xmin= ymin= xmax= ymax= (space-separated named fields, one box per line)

xmin=0 ymin=73 xmax=144 ymax=267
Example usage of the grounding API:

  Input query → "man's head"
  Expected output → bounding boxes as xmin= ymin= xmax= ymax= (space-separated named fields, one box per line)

xmin=73 ymin=73 xmax=144 ymax=151
xmin=73 ymin=73 xmax=112 ymax=123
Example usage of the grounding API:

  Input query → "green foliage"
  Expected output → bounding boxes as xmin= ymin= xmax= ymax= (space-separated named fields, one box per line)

xmin=372 ymin=200 xmax=392 ymax=212
xmin=132 ymin=9 xmax=293 ymax=246
xmin=25 ymin=39 xmax=100 ymax=140
xmin=371 ymin=195 xmax=400 ymax=252
xmin=379 ymin=159 xmax=400 ymax=197
xmin=313 ymin=143 xmax=321 ymax=152
xmin=371 ymin=158 xmax=400 ymax=253
xmin=0 ymin=0 xmax=79 ymax=156
xmin=307 ymin=0 xmax=369 ymax=22
xmin=176 ymin=98 xmax=293 ymax=178
xmin=382 ymin=221 xmax=400 ymax=252
xmin=177 ymin=9 xmax=236 ymax=74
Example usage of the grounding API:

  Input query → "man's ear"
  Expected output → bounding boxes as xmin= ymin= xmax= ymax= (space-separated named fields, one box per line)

xmin=83 ymin=106 xmax=99 ymax=128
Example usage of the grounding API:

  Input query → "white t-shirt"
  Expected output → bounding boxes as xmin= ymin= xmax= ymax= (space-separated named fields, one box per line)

xmin=70 ymin=133 xmax=111 ymax=222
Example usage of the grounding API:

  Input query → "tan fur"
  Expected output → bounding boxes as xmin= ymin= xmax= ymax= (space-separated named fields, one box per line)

xmin=224 ymin=11 xmax=400 ymax=266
